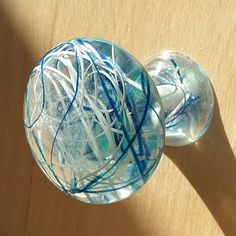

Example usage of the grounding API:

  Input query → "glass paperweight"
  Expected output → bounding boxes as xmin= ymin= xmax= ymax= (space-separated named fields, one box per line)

xmin=24 ymin=38 xmax=165 ymax=204
xmin=145 ymin=51 xmax=214 ymax=146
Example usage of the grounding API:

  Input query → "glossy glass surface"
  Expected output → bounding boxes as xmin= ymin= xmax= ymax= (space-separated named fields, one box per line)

xmin=146 ymin=51 xmax=214 ymax=146
xmin=24 ymin=38 xmax=165 ymax=204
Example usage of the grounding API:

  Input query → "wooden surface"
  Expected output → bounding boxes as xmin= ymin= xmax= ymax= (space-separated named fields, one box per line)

xmin=0 ymin=0 xmax=236 ymax=235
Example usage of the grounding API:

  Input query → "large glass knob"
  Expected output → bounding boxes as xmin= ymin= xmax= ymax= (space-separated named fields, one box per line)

xmin=24 ymin=39 xmax=213 ymax=204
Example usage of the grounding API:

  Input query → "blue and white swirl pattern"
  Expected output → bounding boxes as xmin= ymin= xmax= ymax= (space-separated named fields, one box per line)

xmin=24 ymin=38 xmax=165 ymax=204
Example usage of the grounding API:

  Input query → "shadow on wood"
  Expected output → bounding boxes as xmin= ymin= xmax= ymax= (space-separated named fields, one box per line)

xmin=0 ymin=3 xmax=35 ymax=236
xmin=164 ymin=92 xmax=236 ymax=235
xmin=0 ymin=3 xmax=148 ymax=236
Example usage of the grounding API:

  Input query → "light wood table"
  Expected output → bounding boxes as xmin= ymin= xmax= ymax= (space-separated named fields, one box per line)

xmin=0 ymin=0 xmax=236 ymax=235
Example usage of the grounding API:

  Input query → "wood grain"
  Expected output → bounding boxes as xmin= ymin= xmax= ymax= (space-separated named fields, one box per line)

xmin=0 ymin=0 xmax=235 ymax=235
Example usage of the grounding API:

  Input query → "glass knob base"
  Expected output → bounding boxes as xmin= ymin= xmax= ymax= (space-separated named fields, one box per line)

xmin=145 ymin=51 xmax=214 ymax=146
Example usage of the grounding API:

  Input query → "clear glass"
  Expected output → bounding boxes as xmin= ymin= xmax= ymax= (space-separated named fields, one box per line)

xmin=24 ymin=38 xmax=165 ymax=204
xmin=145 ymin=51 xmax=214 ymax=146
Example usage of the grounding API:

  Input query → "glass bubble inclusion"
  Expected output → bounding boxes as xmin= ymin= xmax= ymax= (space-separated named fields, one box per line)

xmin=24 ymin=38 xmax=165 ymax=204
xmin=146 ymin=51 xmax=214 ymax=146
